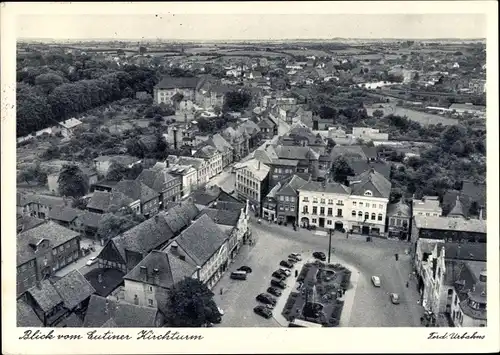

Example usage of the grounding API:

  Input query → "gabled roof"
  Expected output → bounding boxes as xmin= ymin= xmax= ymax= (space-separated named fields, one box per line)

xmin=123 ymin=250 xmax=195 ymax=289
xmin=236 ymin=159 xmax=270 ymax=181
xmin=275 ymin=145 xmax=319 ymax=161
xmin=387 ymin=200 xmax=411 ymax=217
xmin=349 ymin=168 xmax=391 ymax=199
xmin=75 ymin=211 xmax=106 ymax=229
xmin=176 ymin=156 xmax=206 ymax=170
xmin=22 ymin=194 xmax=66 ymax=208
xmin=87 ymin=191 xmax=134 ymax=212
xmin=196 ymin=208 xmax=241 ymax=227
xmin=52 ymin=270 xmax=96 ymax=309
xmin=444 ymin=243 xmax=486 ymax=262
xmin=348 ymin=161 xmax=391 ymax=180
xmin=114 ymin=180 xmax=159 ymax=204
xmin=208 ymin=133 xmax=233 ymax=153
xmin=190 ymin=186 xmax=221 ymax=206
xmin=17 ymin=222 xmax=80 ymax=266
xmin=136 ymin=168 xmax=177 ymax=193
xmin=276 ymin=175 xmax=309 ymax=197
xmin=194 ymin=145 xmax=219 ymax=159
xmin=48 ymin=206 xmax=83 ymax=223
xmin=83 ymin=295 xmax=158 ymax=327
xmin=212 ymin=200 xmax=246 ymax=212
xmin=26 ymin=280 xmax=63 ymax=313
xmin=155 ymin=76 xmax=202 ymax=90
xmin=330 ymin=145 xmax=367 ymax=161
xmin=413 ymin=216 xmax=487 ymax=233
xmin=174 ymin=214 xmax=228 ymax=266
xmin=448 ymin=196 xmax=466 ymax=218
xmin=299 ymin=181 xmax=351 ymax=195
xmin=17 ymin=299 xmax=43 ymax=327
xmin=17 ymin=215 xmax=45 ymax=232
xmin=265 ymin=182 xmax=282 ymax=199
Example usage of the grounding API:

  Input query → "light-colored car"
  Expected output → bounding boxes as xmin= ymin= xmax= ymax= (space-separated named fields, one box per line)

xmin=86 ymin=256 xmax=98 ymax=266
xmin=390 ymin=293 xmax=400 ymax=304
xmin=371 ymin=276 xmax=381 ymax=287
xmin=217 ymin=307 xmax=224 ymax=316
xmin=279 ymin=267 xmax=292 ymax=276
xmin=289 ymin=253 xmax=302 ymax=261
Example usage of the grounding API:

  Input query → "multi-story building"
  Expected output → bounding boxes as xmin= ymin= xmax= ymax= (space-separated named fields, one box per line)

xmin=206 ymin=133 xmax=234 ymax=169
xmin=19 ymin=194 xmax=67 ymax=220
xmin=347 ymin=169 xmax=391 ymax=236
xmin=113 ymin=180 xmax=160 ymax=218
xmin=164 ymin=214 xmax=229 ymax=289
xmin=275 ymin=175 xmax=309 ymax=225
xmin=412 ymin=196 xmax=443 ymax=218
xmin=222 ymin=126 xmax=249 ymax=161
xmin=352 ymin=127 xmax=389 ymax=142
xmin=167 ymin=155 xmax=211 ymax=187
xmin=92 ymin=155 xmax=142 ymax=177
xmin=86 ymin=190 xmax=139 ymax=215
xmin=163 ymin=121 xmax=198 ymax=150
xmin=386 ymin=199 xmax=412 ymax=240
xmin=153 ymin=76 xmax=205 ymax=105
xmin=137 ymin=167 xmax=182 ymax=208
xmin=194 ymin=145 xmax=223 ymax=179
xmin=257 ymin=117 xmax=278 ymax=140
xmin=297 ymin=180 xmax=351 ymax=230
xmin=262 ymin=182 xmax=281 ymax=222
xmin=235 ymin=159 xmax=270 ymax=215
xmin=17 ymin=222 xmax=81 ymax=297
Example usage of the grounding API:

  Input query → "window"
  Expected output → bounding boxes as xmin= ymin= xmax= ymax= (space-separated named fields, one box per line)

xmin=290 ymin=196 xmax=295 ymax=202
xmin=320 ymin=207 xmax=325 ymax=215
xmin=358 ymin=211 xmax=363 ymax=217
xmin=279 ymin=196 xmax=285 ymax=201
xmin=320 ymin=198 xmax=325 ymax=204
xmin=364 ymin=191 xmax=373 ymax=197
xmin=352 ymin=210 xmax=356 ymax=217
xmin=353 ymin=202 xmax=357 ymax=206
xmin=426 ymin=212 xmax=430 ymax=216
xmin=337 ymin=209 xmax=343 ymax=217
xmin=371 ymin=213 xmax=376 ymax=220
xmin=377 ymin=214 xmax=383 ymax=221
xmin=312 ymin=218 xmax=317 ymax=223
xmin=336 ymin=200 xmax=344 ymax=206
xmin=148 ymin=286 xmax=153 ymax=292
xmin=328 ymin=199 xmax=333 ymax=204
xmin=303 ymin=206 xmax=308 ymax=214
xmin=134 ymin=295 xmax=139 ymax=305
xmin=313 ymin=197 xmax=318 ymax=203
xmin=290 ymin=206 xmax=295 ymax=212
xmin=359 ymin=202 xmax=363 ymax=207
xmin=312 ymin=206 xmax=317 ymax=215
xmin=390 ymin=218 xmax=395 ymax=226
xmin=327 ymin=220 xmax=332 ymax=225
xmin=379 ymin=204 xmax=383 ymax=209
xmin=396 ymin=219 xmax=402 ymax=226
xmin=364 ymin=212 xmax=369 ymax=220
xmin=371 ymin=203 xmax=376 ymax=208
xmin=52 ymin=249 xmax=57 ymax=256
xmin=285 ymin=196 xmax=290 ymax=202
xmin=303 ymin=197 xmax=309 ymax=202
xmin=148 ymin=299 xmax=154 ymax=306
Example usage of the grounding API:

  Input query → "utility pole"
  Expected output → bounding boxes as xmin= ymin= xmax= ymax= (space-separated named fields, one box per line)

xmin=328 ymin=228 xmax=333 ymax=263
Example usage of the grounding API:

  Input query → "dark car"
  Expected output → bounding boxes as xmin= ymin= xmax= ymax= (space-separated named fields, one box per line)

xmin=272 ymin=271 xmax=286 ymax=280
xmin=270 ymin=279 xmax=287 ymax=289
xmin=254 ymin=305 xmax=273 ymax=319
xmin=237 ymin=266 xmax=252 ymax=273
xmin=256 ymin=293 xmax=277 ymax=305
xmin=267 ymin=287 xmax=282 ymax=297
xmin=280 ymin=260 xmax=293 ymax=268
xmin=313 ymin=251 xmax=326 ymax=261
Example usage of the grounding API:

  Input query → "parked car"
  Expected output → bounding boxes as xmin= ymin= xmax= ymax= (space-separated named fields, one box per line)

xmin=217 ymin=306 xmax=224 ymax=316
xmin=254 ymin=305 xmax=273 ymax=319
xmin=256 ymin=293 xmax=277 ymax=306
xmin=230 ymin=271 xmax=247 ymax=280
xmin=272 ymin=271 xmax=286 ymax=280
xmin=280 ymin=260 xmax=293 ymax=268
xmin=289 ymin=253 xmax=302 ymax=261
xmin=271 ymin=279 xmax=287 ymax=289
xmin=279 ymin=268 xmax=292 ymax=276
xmin=267 ymin=287 xmax=282 ymax=297
xmin=371 ymin=276 xmax=381 ymax=287
xmin=86 ymin=256 xmax=98 ymax=266
xmin=237 ymin=266 xmax=252 ymax=273
xmin=312 ymin=251 xmax=326 ymax=261
xmin=390 ymin=293 xmax=400 ymax=304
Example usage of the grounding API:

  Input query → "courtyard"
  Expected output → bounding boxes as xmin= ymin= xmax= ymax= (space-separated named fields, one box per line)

xmin=213 ymin=219 xmax=424 ymax=327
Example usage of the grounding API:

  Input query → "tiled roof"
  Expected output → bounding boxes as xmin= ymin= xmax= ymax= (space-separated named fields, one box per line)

xmin=87 ymin=191 xmax=134 ymax=212
xmin=48 ymin=206 xmax=83 ymax=223
xmin=444 ymin=243 xmax=486 ymax=262
xmin=190 ymin=187 xmax=220 ymax=206
xmin=270 ymin=158 xmax=299 ymax=167
xmin=348 ymin=161 xmax=391 ymax=180
xmin=17 ymin=299 xmax=43 ymax=327
xmin=330 ymin=145 xmax=367 ymax=161
xmin=136 ymin=168 xmax=178 ymax=193
xmin=174 ymin=214 xmax=228 ymax=266
xmin=163 ymin=199 xmax=200 ymax=234
xmin=83 ymin=295 xmax=158 ymax=327
xmin=212 ymin=200 xmax=245 ymax=211
xmin=194 ymin=145 xmax=218 ymax=159
xmin=349 ymin=169 xmax=391 ymax=199
xmin=266 ymin=182 xmax=282 ymax=199
xmin=26 ymin=280 xmax=63 ymax=313
xmin=448 ymin=196 xmax=466 ymax=217
xmin=114 ymin=179 xmax=159 ymax=204
xmin=23 ymin=194 xmax=67 ymax=208
xmin=413 ymin=216 xmax=486 ymax=233
xmin=413 ymin=196 xmax=442 ymax=212
xmin=57 ymin=312 xmax=83 ymax=327
xmin=387 ymin=200 xmax=411 ymax=217
xmin=52 ymin=270 xmax=96 ymax=309
xmin=196 ymin=208 xmax=241 ymax=227
xmin=155 ymin=76 xmax=202 ymax=90
xmin=17 ymin=215 xmax=46 ymax=232
xmin=237 ymin=159 xmax=270 ymax=181
xmin=124 ymin=249 xmax=196 ymax=289
xmin=209 ymin=134 xmax=233 ymax=153
xmin=277 ymin=175 xmax=308 ymax=197
xmin=17 ymin=222 xmax=80 ymax=266
xmin=75 ymin=211 xmax=105 ymax=229
xmin=299 ymin=181 xmax=351 ymax=195
xmin=176 ymin=156 xmax=206 ymax=170
xmin=275 ymin=145 xmax=319 ymax=161
xmin=84 ymin=268 xmax=125 ymax=297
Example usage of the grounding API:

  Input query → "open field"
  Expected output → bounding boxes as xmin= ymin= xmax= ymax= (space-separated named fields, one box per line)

xmin=366 ymin=104 xmax=459 ymax=126
xmin=216 ymin=50 xmax=291 ymax=58
xmin=280 ymin=49 xmax=332 ymax=57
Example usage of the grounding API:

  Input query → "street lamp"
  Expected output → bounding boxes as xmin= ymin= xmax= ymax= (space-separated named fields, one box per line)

xmin=328 ymin=228 xmax=333 ymax=263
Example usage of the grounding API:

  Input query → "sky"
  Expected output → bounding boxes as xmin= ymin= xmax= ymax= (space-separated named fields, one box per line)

xmin=16 ymin=13 xmax=487 ymax=41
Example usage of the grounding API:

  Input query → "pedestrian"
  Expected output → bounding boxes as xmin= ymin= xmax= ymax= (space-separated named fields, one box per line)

xmin=295 ymin=269 xmax=298 ymax=278
xmin=342 ymin=288 xmax=346 ymax=296
xmin=406 ymin=281 xmax=409 ymax=288
xmin=220 ymin=288 xmax=223 ymax=295
xmin=417 ymin=298 xmax=420 ymax=305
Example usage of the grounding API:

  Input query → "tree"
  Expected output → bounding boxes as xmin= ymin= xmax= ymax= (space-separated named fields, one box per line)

xmin=58 ymin=164 xmax=88 ymax=198
xmin=106 ymin=162 xmax=130 ymax=182
xmin=165 ymin=277 xmax=221 ymax=327
xmin=34 ymin=73 xmax=65 ymax=94
xmin=72 ymin=197 xmax=89 ymax=210
xmin=223 ymin=90 xmax=252 ymax=112
xmin=331 ymin=156 xmax=354 ymax=184
xmin=372 ymin=109 xmax=384 ymax=119
xmin=97 ymin=208 xmax=145 ymax=240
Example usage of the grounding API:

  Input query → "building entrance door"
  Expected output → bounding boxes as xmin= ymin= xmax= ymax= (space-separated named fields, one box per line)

xmin=319 ymin=218 xmax=325 ymax=228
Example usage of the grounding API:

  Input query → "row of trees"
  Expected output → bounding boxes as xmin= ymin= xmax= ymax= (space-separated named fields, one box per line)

xmin=17 ymin=64 xmax=158 ymax=137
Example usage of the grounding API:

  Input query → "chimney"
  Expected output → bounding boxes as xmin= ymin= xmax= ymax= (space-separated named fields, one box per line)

xmin=97 ymin=274 xmax=103 ymax=283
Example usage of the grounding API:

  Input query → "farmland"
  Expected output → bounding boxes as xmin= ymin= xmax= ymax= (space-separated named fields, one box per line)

xmin=280 ymin=49 xmax=333 ymax=57
xmin=366 ymin=104 xmax=459 ymax=126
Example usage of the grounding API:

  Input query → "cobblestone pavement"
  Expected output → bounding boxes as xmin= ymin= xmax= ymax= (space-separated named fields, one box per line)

xmin=213 ymin=220 xmax=423 ymax=327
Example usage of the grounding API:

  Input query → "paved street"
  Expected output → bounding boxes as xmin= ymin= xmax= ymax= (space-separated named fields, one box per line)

xmin=54 ymin=238 xmax=104 ymax=278
xmin=213 ymin=219 xmax=423 ymax=327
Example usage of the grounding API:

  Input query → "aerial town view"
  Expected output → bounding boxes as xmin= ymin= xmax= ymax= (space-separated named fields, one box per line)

xmin=14 ymin=13 xmax=487 ymax=329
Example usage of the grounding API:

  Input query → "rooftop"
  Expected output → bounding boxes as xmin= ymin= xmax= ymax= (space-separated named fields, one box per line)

xmin=414 ymin=216 xmax=486 ymax=233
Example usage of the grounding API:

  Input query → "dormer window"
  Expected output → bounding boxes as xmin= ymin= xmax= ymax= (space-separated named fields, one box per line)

xmin=364 ymin=191 xmax=373 ymax=197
